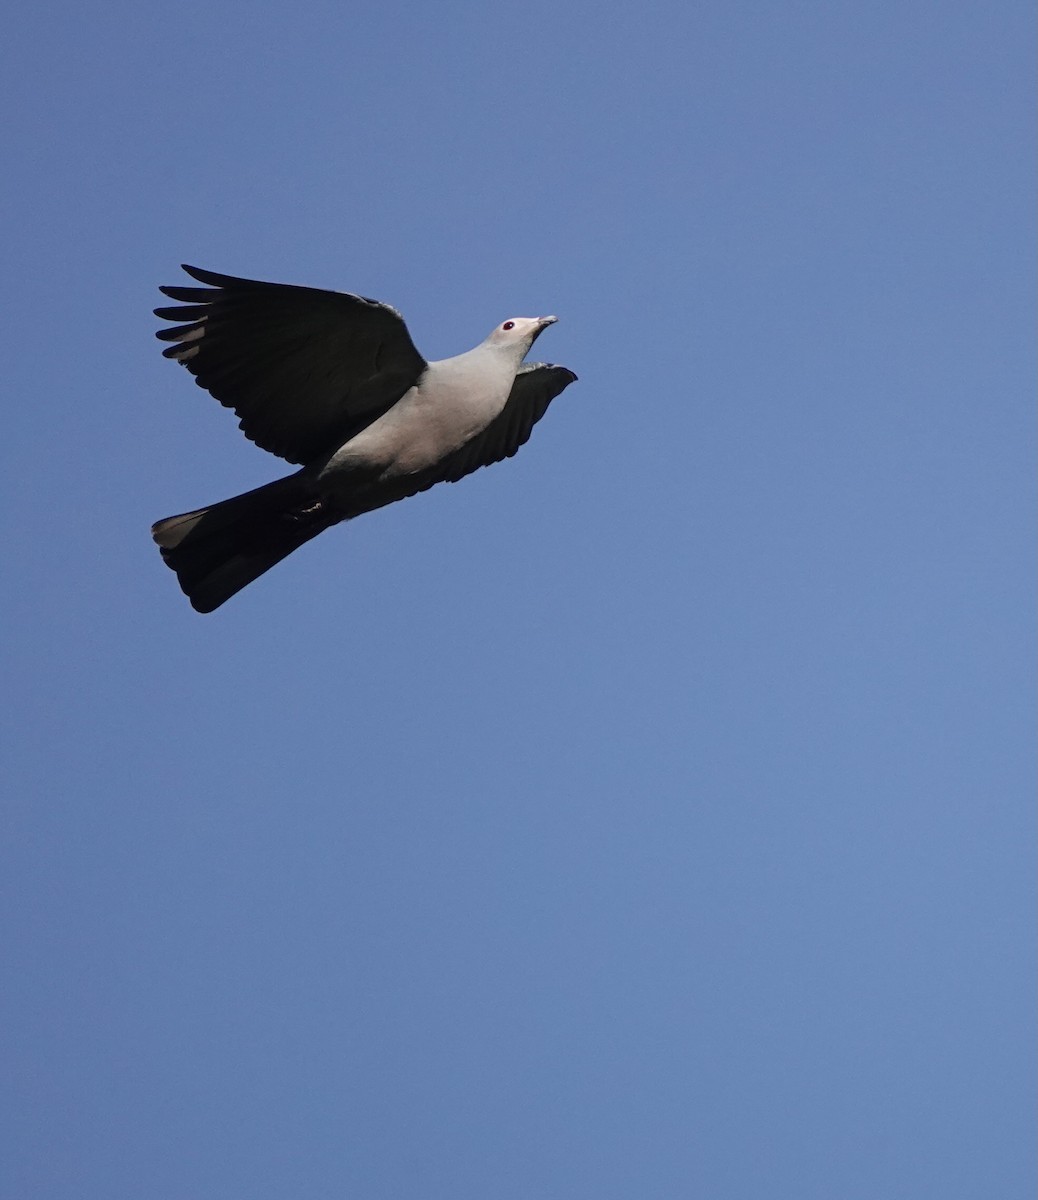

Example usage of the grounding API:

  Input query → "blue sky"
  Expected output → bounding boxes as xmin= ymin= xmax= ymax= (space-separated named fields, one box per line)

xmin=1 ymin=2 xmax=1034 ymax=1197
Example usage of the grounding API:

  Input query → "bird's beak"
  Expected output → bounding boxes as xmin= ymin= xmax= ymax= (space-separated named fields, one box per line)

xmin=531 ymin=315 xmax=558 ymax=344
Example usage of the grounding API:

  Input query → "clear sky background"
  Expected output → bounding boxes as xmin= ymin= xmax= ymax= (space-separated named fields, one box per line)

xmin=1 ymin=3 xmax=1034 ymax=1197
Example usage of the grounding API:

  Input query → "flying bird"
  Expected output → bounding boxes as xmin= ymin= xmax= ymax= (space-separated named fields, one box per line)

xmin=151 ymin=265 xmax=577 ymax=612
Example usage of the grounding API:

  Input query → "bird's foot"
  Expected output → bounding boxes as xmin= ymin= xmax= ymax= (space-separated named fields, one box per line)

xmin=286 ymin=498 xmax=325 ymax=525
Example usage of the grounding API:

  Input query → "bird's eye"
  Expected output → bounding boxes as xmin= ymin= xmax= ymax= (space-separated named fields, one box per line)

xmin=502 ymin=321 xmax=515 ymax=331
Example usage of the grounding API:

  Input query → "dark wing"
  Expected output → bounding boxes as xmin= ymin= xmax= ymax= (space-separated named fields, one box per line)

xmin=412 ymin=362 xmax=577 ymax=494
xmin=155 ymin=264 xmax=427 ymax=465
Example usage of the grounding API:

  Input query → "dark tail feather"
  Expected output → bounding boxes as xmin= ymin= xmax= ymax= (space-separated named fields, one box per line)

xmin=152 ymin=473 xmax=329 ymax=612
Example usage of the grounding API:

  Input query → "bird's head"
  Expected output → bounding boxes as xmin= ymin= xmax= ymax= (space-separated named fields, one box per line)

xmin=485 ymin=315 xmax=558 ymax=355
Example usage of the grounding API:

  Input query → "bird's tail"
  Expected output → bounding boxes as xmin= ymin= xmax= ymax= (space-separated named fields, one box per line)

xmin=152 ymin=473 xmax=331 ymax=613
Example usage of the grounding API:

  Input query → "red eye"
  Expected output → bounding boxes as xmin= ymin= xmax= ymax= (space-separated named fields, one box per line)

xmin=502 ymin=321 xmax=515 ymax=331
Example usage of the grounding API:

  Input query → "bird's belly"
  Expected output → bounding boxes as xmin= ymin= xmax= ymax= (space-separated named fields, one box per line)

xmin=384 ymin=393 xmax=491 ymax=473
xmin=326 ymin=377 xmax=510 ymax=480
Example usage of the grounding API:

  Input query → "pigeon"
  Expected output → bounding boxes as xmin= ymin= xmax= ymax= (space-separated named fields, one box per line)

xmin=151 ymin=265 xmax=577 ymax=612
